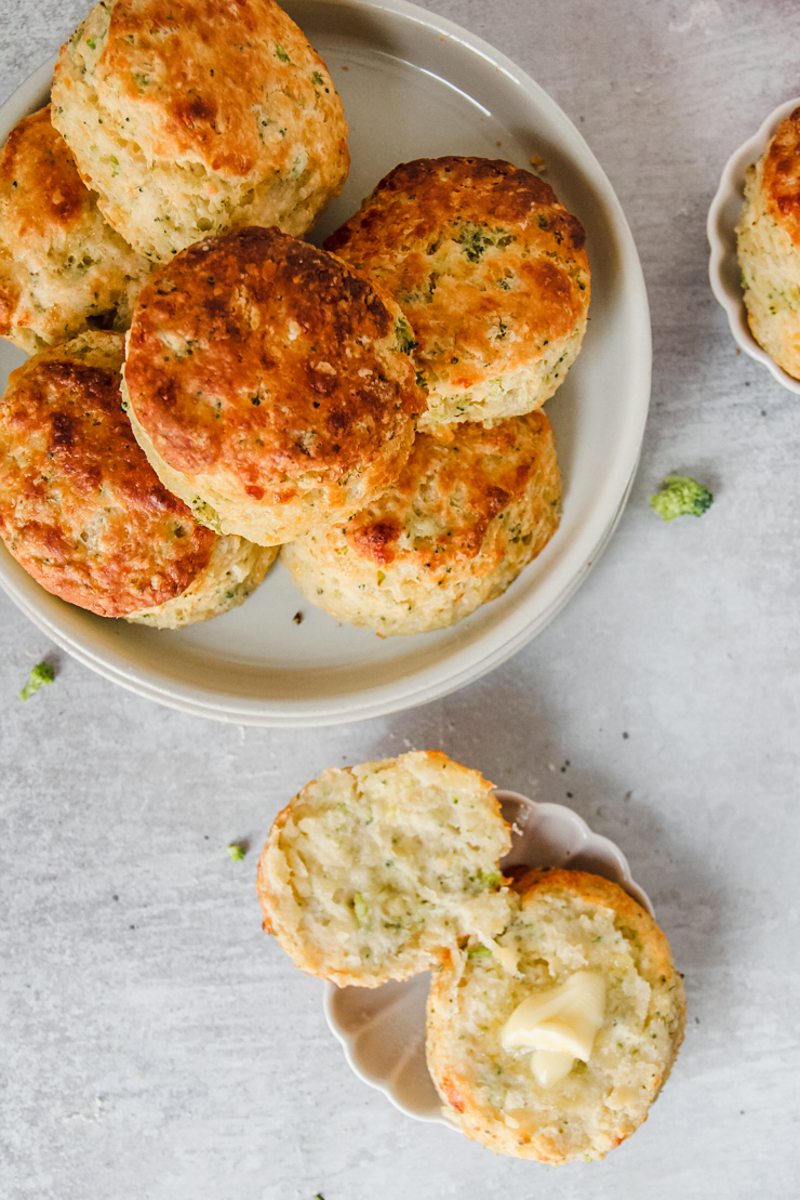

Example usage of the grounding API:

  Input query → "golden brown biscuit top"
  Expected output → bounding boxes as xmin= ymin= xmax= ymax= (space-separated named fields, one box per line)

xmin=341 ymin=411 xmax=555 ymax=568
xmin=88 ymin=0 xmax=344 ymax=177
xmin=325 ymin=157 xmax=590 ymax=393
xmin=124 ymin=227 xmax=423 ymax=498
xmin=0 ymin=107 xmax=89 ymax=245
xmin=762 ymin=107 xmax=800 ymax=245
xmin=0 ymin=332 xmax=215 ymax=617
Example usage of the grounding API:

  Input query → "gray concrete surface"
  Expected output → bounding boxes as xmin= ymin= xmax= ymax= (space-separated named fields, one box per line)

xmin=1 ymin=1 xmax=799 ymax=1197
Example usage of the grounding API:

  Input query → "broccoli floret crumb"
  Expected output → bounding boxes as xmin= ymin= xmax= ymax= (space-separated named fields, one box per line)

xmin=650 ymin=475 xmax=713 ymax=521
xmin=227 ymin=842 xmax=247 ymax=861
xmin=395 ymin=317 xmax=417 ymax=354
xmin=352 ymin=892 xmax=369 ymax=928
xmin=455 ymin=222 xmax=514 ymax=262
xmin=19 ymin=661 xmax=55 ymax=701
xmin=474 ymin=868 xmax=502 ymax=888
xmin=467 ymin=944 xmax=493 ymax=960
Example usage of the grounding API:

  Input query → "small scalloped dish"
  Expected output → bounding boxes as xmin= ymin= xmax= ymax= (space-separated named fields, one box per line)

xmin=323 ymin=789 xmax=653 ymax=1124
xmin=708 ymin=96 xmax=800 ymax=394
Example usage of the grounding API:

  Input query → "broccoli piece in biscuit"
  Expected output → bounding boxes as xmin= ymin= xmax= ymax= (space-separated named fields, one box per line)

xmin=650 ymin=475 xmax=713 ymax=521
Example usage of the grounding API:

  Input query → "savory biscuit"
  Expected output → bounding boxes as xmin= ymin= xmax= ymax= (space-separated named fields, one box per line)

xmin=737 ymin=106 xmax=800 ymax=378
xmin=426 ymin=869 xmax=685 ymax=1163
xmin=52 ymin=0 xmax=349 ymax=261
xmin=257 ymin=751 xmax=513 ymax=987
xmin=325 ymin=157 xmax=590 ymax=430
xmin=0 ymin=107 xmax=149 ymax=353
xmin=281 ymin=411 xmax=561 ymax=635
xmin=0 ymin=331 xmax=275 ymax=625
xmin=122 ymin=227 xmax=423 ymax=546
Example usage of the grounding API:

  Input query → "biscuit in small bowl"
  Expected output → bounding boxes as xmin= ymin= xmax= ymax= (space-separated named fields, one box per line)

xmin=325 ymin=157 xmax=590 ymax=430
xmin=0 ymin=330 xmax=275 ymax=626
xmin=281 ymin=410 xmax=561 ymax=635
xmin=51 ymin=0 xmax=349 ymax=261
xmin=0 ymin=107 xmax=149 ymax=353
xmin=426 ymin=868 xmax=685 ymax=1163
xmin=737 ymin=106 xmax=800 ymax=380
xmin=122 ymin=227 xmax=424 ymax=547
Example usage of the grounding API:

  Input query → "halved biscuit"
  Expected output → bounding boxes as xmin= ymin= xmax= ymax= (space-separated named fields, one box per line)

xmin=257 ymin=751 xmax=513 ymax=987
xmin=426 ymin=869 xmax=685 ymax=1163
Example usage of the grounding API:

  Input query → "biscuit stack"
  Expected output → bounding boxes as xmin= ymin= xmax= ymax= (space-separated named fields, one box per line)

xmin=284 ymin=156 xmax=591 ymax=634
xmin=0 ymin=0 xmax=349 ymax=626
xmin=0 ymin=0 xmax=590 ymax=636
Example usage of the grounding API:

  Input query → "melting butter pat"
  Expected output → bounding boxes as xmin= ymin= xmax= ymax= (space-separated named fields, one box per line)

xmin=500 ymin=970 xmax=606 ymax=1088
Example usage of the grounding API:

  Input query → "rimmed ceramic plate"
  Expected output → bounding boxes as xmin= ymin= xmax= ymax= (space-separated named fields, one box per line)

xmin=324 ymin=788 xmax=653 ymax=1123
xmin=707 ymin=96 xmax=800 ymax=394
xmin=0 ymin=0 xmax=651 ymax=726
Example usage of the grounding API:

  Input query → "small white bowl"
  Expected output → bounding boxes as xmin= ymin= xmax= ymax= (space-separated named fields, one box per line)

xmin=323 ymin=789 xmax=653 ymax=1125
xmin=707 ymin=97 xmax=800 ymax=394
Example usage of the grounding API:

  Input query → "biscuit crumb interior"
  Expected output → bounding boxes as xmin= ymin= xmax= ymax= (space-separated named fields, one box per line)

xmin=427 ymin=879 xmax=685 ymax=1162
xmin=259 ymin=752 xmax=513 ymax=987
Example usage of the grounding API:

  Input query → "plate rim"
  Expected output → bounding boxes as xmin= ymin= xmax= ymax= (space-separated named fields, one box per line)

xmin=0 ymin=0 xmax=652 ymax=726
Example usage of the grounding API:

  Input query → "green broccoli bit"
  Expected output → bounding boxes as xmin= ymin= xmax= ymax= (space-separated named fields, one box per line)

xmin=227 ymin=842 xmax=246 ymax=861
xmin=352 ymin=892 xmax=369 ymax=927
xmin=311 ymin=70 xmax=324 ymax=85
xmin=455 ymin=222 xmax=514 ymax=263
xmin=650 ymin=474 xmax=713 ymax=521
xmin=191 ymin=498 xmax=223 ymax=533
xmin=475 ymin=868 xmax=502 ymax=888
xmin=467 ymin=944 xmax=492 ymax=960
xmin=19 ymin=661 xmax=55 ymax=702
xmin=274 ymin=44 xmax=291 ymax=63
xmin=395 ymin=317 xmax=417 ymax=354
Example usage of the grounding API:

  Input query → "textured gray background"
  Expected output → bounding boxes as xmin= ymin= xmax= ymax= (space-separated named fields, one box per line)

xmin=1 ymin=1 xmax=799 ymax=1197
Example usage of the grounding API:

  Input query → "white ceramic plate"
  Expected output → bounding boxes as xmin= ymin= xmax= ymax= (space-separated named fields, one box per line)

xmin=0 ymin=0 xmax=651 ymax=726
xmin=324 ymin=788 xmax=653 ymax=1123
xmin=707 ymin=96 xmax=800 ymax=395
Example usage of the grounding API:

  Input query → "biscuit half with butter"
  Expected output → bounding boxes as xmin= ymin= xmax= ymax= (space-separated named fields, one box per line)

xmin=257 ymin=751 xmax=513 ymax=987
xmin=426 ymin=869 xmax=685 ymax=1163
